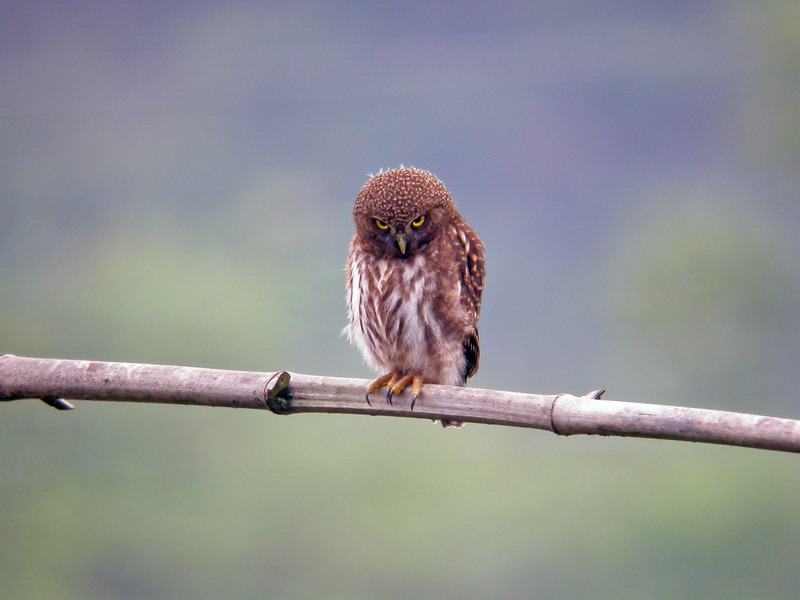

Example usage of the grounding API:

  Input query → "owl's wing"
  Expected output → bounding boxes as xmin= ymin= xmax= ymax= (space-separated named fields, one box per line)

xmin=457 ymin=221 xmax=485 ymax=381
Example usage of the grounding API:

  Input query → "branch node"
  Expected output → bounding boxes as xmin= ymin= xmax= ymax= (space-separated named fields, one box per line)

xmin=264 ymin=371 xmax=292 ymax=414
xmin=549 ymin=394 xmax=564 ymax=435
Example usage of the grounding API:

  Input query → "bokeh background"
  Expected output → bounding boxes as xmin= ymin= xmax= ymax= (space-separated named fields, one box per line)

xmin=2 ymin=2 xmax=799 ymax=599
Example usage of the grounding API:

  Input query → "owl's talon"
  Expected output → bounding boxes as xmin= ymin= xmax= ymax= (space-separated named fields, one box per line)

xmin=409 ymin=374 xmax=423 ymax=410
xmin=386 ymin=388 xmax=394 ymax=405
xmin=366 ymin=373 xmax=395 ymax=407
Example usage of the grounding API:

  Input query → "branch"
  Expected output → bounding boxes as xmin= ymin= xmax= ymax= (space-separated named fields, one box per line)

xmin=2 ymin=354 xmax=798 ymax=453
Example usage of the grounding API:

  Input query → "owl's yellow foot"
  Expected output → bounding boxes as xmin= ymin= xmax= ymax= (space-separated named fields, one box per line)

xmin=387 ymin=373 xmax=424 ymax=409
xmin=365 ymin=373 xmax=394 ymax=406
xmin=366 ymin=373 xmax=424 ymax=409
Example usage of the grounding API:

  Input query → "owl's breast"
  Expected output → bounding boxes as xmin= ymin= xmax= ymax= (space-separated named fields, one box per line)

xmin=346 ymin=248 xmax=466 ymax=384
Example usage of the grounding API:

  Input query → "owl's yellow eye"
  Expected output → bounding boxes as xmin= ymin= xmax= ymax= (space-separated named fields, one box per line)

xmin=375 ymin=219 xmax=389 ymax=230
xmin=411 ymin=214 xmax=426 ymax=228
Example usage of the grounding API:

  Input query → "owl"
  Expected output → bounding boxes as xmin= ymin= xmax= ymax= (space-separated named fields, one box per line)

xmin=345 ymin=167 xmax=485 ymax=425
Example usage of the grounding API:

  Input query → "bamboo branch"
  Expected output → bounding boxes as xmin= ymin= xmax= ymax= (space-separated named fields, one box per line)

xmin=1 ymin=354 xmax=798 ymax=453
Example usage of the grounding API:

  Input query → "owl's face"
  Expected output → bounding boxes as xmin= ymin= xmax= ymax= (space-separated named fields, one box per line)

xmin=352 ymin=168 xmax=455 ymax=259
xmin=355 ymin=206 xmax=447 ymax=258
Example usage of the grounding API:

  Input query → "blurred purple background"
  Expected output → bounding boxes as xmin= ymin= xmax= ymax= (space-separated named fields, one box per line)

xmin=2 ymin=3 xmax=799 ymax=599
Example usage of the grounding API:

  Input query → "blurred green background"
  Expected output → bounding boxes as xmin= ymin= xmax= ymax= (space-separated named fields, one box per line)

xmin=2 ymin=2 xmax=799 ymax=599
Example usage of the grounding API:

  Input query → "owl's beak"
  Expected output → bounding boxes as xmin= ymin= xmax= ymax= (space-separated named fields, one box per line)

xmin=394 ymin=232 xmax=408 ymax=255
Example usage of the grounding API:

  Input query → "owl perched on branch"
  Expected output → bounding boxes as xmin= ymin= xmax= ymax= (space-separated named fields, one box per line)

xmin=345 ymin=167 xmax=485 ymax=425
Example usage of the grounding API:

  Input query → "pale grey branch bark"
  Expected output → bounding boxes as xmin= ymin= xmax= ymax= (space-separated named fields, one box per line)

xmin=2 ymin=354 xmax=798 ymax=453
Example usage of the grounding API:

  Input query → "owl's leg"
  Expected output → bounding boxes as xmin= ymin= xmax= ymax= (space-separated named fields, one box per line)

xmin=387 ymin=373 xmax=424 ymax=410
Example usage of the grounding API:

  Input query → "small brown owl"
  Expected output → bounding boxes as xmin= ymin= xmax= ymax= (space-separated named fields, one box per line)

xmin=345 ymin=167 xmax=485 ymax=425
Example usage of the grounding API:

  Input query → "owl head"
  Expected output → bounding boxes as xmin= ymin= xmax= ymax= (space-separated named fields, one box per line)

xmin=352 ymin=167 xmax=457 ymax=258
